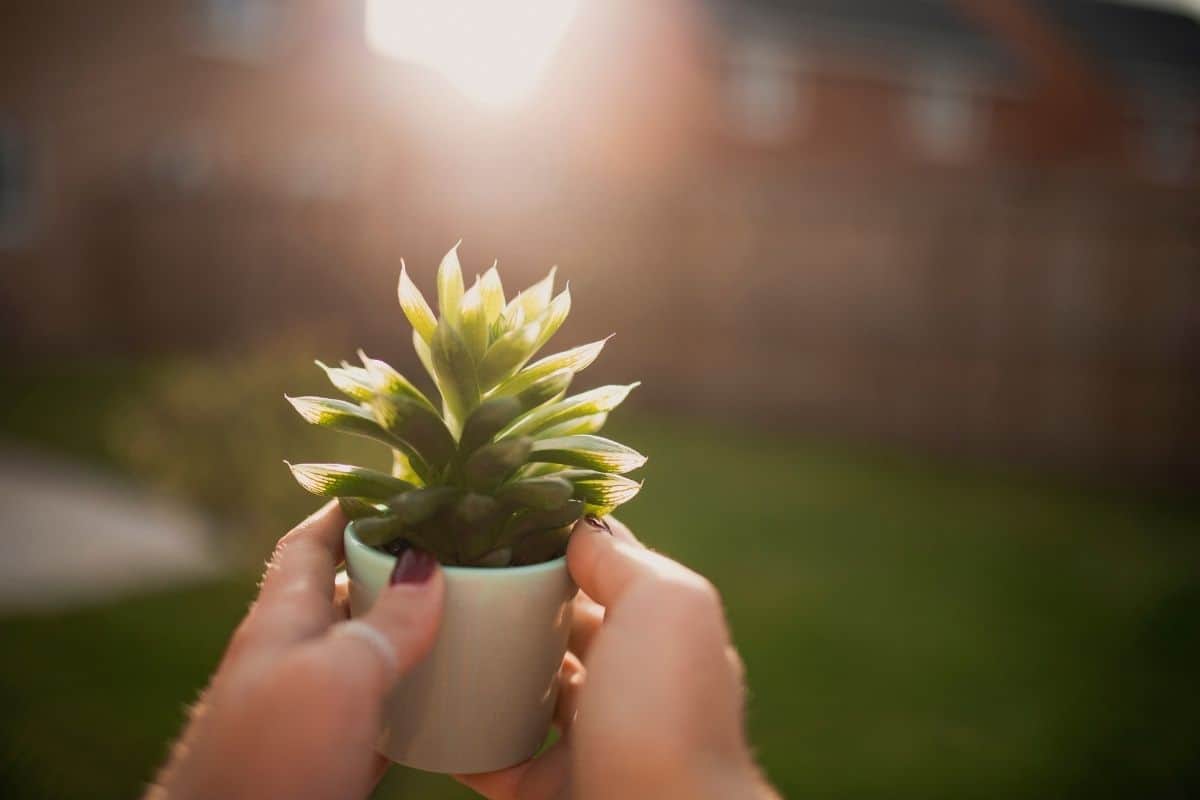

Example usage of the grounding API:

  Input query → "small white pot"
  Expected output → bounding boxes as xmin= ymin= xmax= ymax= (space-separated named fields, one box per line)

xmin=344 ymin=522 xmax=577 ymax=774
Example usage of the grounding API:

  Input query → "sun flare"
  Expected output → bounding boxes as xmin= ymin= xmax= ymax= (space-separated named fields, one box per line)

xmin=365 ymin=0 xmax=581 ymax=107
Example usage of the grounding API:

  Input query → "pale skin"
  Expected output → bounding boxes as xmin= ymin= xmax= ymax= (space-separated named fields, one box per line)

xmin=148 ymin=504 xmax=776 ymax=799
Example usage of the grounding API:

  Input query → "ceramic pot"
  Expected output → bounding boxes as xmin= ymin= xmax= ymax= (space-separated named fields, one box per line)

xmin=344 ymin=521 xmax=577 ymax=774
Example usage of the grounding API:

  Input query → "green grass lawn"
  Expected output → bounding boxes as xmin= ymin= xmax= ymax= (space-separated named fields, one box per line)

xmin=2 ymin=363 xmax=1198 ymax=798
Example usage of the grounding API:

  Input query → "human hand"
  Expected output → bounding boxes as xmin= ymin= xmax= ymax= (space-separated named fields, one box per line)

xmin=146 ymin=502 xmax=444 ymax=800
xmin=458 ymin=517 xmax=776 ymax=800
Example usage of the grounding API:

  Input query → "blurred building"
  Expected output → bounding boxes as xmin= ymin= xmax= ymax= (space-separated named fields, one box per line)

xmin=2 ymin=0 xmax=1198 ymax=485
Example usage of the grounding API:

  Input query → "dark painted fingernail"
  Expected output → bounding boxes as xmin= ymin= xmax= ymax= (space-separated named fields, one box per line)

xmin=583 ymin=515 xmax=611 ymax=534
xmin=390 ymin=548 xmax=437 ymax=585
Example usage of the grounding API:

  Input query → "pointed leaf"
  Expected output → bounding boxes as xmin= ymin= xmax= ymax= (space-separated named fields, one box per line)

xmin=316 ymin=361 xmax=375 ymax=402
xmin=459 ymin=369 xmax=572 ymax=455
xmin=490 ymin=337 xmax=609 ymax=399
xmin=464 ymin=436 xmax=533 ymax=490
xmin=535 ymin=412 xmax=608 ymax=438
xmin=502 ymin=383 xmax=639 ymax=438
xmin=559 ymin=469 xmax=643 ymax=508
xmin=349 ymin=515 xmax=407 ymax=547
xmin=476 ymin=318 xmax=541 ymax=391
xmin=286 ymin=395 xmax=405 ymax=450
xmin=387 ymin=486 xmax=461 ymax=525
xmin=398 ymin=263 xmax=437 ymax=343
xmin=287 ymin=462 xmax=415 ymax=500
xmin=506 ymin=266 xmax=556 ymax=321
xmin=370 ymin=394 xmax=457 ymax=475
xmin=496 ymin=476 xmax=574 ymax=510
xmin=358 ymin=350 xmax=436 ymax=411
xmin=532 ymin=286 xmax=571 ymax=352
xmin=338 ymin=496 xmax=387 ymax=520
xmin=459 ymin=278 xmax=490 ymax=362
xmin=431 ymin=321 xmax=480 ymax=433
xmin=480 ymin=264 xmax=505 ymax=326
xmin=437 ymin=243 xmax=465 ymax=325
xmin=530 ymin=435 xmax=647 ymax=473
xmin=497 ymin=499 xmax=585 ymax=547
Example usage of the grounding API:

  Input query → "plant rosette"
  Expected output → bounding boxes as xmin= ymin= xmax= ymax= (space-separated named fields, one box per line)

xmin=285 ymin=245 xmax=645 ymax=772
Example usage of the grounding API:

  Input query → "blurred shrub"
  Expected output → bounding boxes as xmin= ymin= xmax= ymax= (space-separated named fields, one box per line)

xmin=105 ymin=339 xmax=385 ymax=561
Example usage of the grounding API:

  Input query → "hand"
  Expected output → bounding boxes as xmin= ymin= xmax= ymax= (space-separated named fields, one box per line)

xmin=146 ymin=502 xmax=444 ymax=800
xmin=458 ymin=517 xmax=776 ymax=800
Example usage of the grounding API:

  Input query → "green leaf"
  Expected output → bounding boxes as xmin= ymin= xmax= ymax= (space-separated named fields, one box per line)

xmin=286 ymin=462 xmax=415 ymax=500
xmin=494 ymin=300 xmax=525 ymax=341
xmin=398 ymin=263 xmax=438 ymax=343
xmin=496 ymin=476 xmax=575 ymax=510
xmin=480 ymin=264 xmax=506 ymax=326
xmin=459 ymin=369 xmax=573 ymax=455
xmin=489 ymin=337 xmax=609 ymax=399
xmin=530 ymin=435 xmax=647 ymax=474
xmin=510 ymin=523 xmax=573 ymax=565
xmin=387 ymin=486 xmax=461 ymax=525
xmin=464 ymin=436 xmax=533 ymax=490
xmin=431 ymin=321 xmax=481 ymax=433
xmin=476 ymin=318 xmax=541 ymax=391
xmin=532 ymin=286 xmax=571 ymax=352
xmin=497 ymin=499 xmax=585 ymax=551
xmin=505 ymin=266 xmax=556 ymax=322
xmin=286 ymin=395 xmax=405 ymax=450
xmin=502 ymin=383 xmax=639 ymax=439
xmin=316 ymin=361 xmax=375 ymax=402
xmin=338 ymin=496 xmax=387 ymax=520
xmin=537 ymin=412 xmax=608 ymax=438
xmin=559 ymin=469 xmax=642 ymax=508
xmin=437 ymin=243 xmax=465 ymax=325
xmin=459 ymin=278 xmax=490 ymax=362
xmin=357 ymin=350 xmax=436 ymax=411
xmin=349 ymin=515 xmax=407 ymax=547
xmin=370 ymin=394 xmax=457 ymax=475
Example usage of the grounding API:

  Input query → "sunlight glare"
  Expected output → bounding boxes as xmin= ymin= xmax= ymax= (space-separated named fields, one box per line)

xmin=366 ymin=0 xmax=582 ymax=107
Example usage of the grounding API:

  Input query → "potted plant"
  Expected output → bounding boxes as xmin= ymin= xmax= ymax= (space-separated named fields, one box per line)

xmin=285 ymin=244 xmax=645 ymax=774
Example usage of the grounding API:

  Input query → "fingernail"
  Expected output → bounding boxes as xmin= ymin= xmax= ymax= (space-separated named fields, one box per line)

xmin=390 ymin=548 xmax=437 ymax=585
xmin=583 ymin=515 xmax=611 ymax=534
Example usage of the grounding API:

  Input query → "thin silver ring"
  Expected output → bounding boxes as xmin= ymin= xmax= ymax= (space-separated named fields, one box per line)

xmin=336 ymin=620 xmax=398 ymax=676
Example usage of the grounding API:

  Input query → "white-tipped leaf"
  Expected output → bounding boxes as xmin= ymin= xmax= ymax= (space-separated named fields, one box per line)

xmin=530 ymin=435 xmax=647 ymax=474
xmin=560 ymin=469 xmax=643 ymax=508
xmin=480 ymin=264 xmax=505 ymax=326
xmin=506 ymin=266 xmax=556 ymax=321
xmin=357 ymin=350 xmax=436 ymax=411
xmin=431 ymin=321 xmax=480 ymax=432
xmin=476 ymin=317 xmax=541 ymax=390
xmin=317 ymin=361 xmax=374 ymax=402
xmin=458 ymin=368 xmax=573 ymax=455
xmin=532 ymin=286 xmax=571 ymax=352
xmin=398 ymin=264 xmax=438 ymax=343
xmin=458 ymin=278 xmax=490 ymax=361
xmin=436 ymin=243 xmax=465 ymax=325
xmin=490 ymin=337 xmax=609 ymax=398
xmin=502 ymin=383 xmax=639 ymax=439
xmin=286 ymin=395 xmax=403 ymax=450
xmin=369 ymin=394 xmax=457 ymax=474
xmin=287 ymin=462 xmax=415 ymax=500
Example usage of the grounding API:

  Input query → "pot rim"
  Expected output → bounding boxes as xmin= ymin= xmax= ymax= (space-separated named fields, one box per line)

xmin=344 ymin=519 xmax=568 ymax=576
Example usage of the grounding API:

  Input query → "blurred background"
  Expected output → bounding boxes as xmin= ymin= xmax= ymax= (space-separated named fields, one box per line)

xmin=2 ymin=0 xmax=1199 ymax=797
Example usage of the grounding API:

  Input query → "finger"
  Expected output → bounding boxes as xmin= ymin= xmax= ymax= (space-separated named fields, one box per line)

xmin=605 ymin=515 xmax=640 ymax=544
xmin=567 ymin=591 xmax=603 ymax=660
xmin=320 ymin=548 xmax=445 ymax=696
xmin=333 ymin=570 xmax=351 ymax=620
xmin=238 ymin=502 xmax=348 ymax=652
xmin=566 ymin=518 xmax=701 ymax=610
xmin=454 ymin=739 xmax=571 ymax=800
xmin=553 ymin=652 xmax=585 ymax=732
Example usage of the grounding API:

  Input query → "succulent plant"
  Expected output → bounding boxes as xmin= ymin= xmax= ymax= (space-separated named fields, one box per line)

xmin=285 ymin=245 xmax=644 ymax=567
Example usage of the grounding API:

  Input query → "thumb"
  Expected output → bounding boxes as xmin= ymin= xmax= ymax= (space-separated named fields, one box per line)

xmin=328 ymin=548 xmax=445 ymax=693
